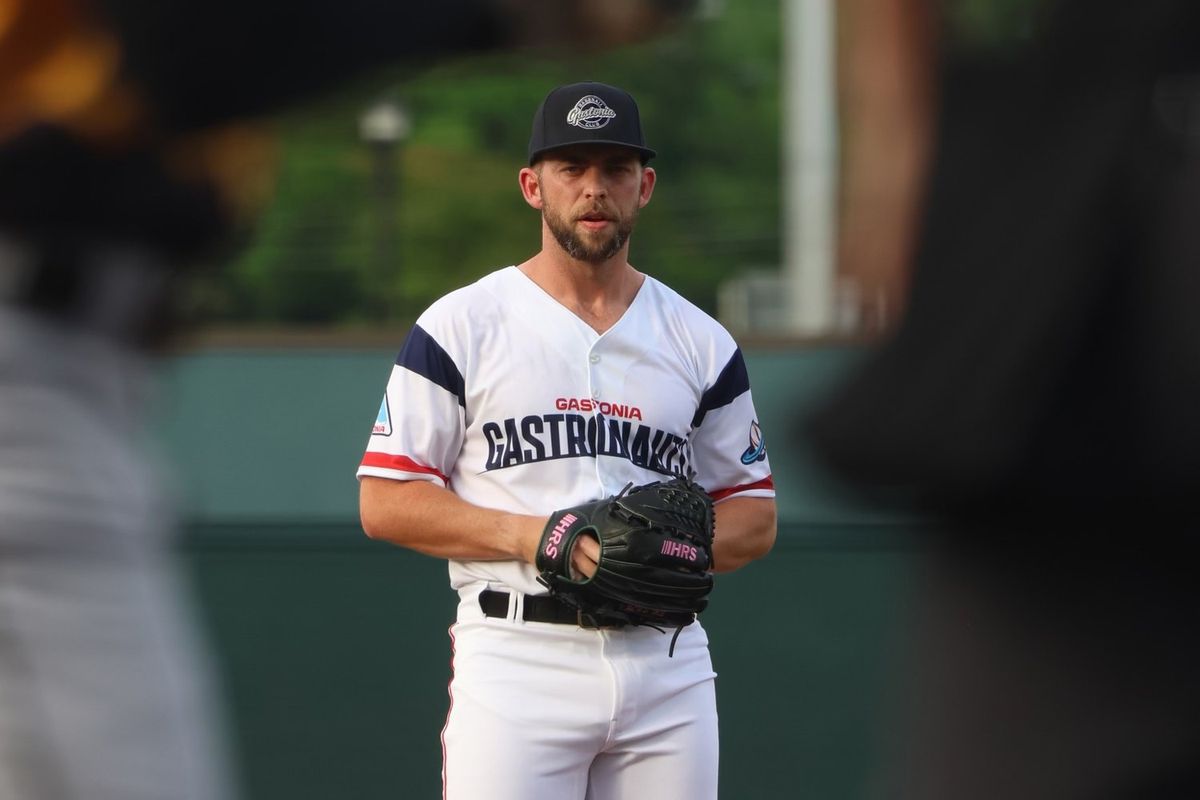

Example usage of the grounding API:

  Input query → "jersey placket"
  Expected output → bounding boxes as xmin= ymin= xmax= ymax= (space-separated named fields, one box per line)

xmin=586 ymin=341 xmax=605 ymax=491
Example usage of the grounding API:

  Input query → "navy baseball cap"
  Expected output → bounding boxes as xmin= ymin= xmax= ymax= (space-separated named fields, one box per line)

xmin=528 ymin=82 xmax=656 ymax=165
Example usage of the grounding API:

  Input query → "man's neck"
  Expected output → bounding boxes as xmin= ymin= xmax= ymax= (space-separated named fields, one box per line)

xmin=517 ymin=249 xmax=644 ymax=335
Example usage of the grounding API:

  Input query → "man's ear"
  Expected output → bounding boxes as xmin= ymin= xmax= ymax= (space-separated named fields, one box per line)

xmin=519 ymin=166 xmax=543 ymax=210
xmin=638 ymin=166 xmax=656 ymax=208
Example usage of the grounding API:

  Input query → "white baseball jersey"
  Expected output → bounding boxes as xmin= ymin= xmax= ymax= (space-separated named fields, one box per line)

xmin=357 ymin=265 xmax=774 ymax=596
xmin=358 ymin=264 xmax=774 ymax=799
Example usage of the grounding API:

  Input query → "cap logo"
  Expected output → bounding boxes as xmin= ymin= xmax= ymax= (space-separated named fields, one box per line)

xmin=566 ymin=95 xmax=616 ymax=130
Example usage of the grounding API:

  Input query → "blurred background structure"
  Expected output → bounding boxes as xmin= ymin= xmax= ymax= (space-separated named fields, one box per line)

xmin=184 ymin=1 xmax=787 ymax=335
xmin=173 ymin=0 xmax=1035 ymax=344
xmin=174 ymin=0 xmax=1026 ymax=342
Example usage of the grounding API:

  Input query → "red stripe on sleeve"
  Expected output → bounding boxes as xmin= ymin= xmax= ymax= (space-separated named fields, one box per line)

xmin=360 ymin=452 xmax=449 ymax=485
xmin=710 ymin=475 xmax=775 ymax=502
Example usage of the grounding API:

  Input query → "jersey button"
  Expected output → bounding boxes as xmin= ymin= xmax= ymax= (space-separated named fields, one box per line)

xmin=589 ymin=354 xmax=601 ymax=364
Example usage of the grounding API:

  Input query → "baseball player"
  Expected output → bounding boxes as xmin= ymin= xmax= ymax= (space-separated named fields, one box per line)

xmin=358 ymin=82 xmax=777 ymax=800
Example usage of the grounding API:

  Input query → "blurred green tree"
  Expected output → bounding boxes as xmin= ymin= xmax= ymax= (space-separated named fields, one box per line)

xmin=194 ymin=1 xmax=783 ymax=328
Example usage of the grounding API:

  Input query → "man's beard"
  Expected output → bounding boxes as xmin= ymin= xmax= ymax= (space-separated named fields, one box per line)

xmin=544 ymin=202 xmax=637 ymax=264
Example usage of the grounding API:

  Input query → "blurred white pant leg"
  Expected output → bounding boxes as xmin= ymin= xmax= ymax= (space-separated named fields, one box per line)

xmin=0 ymin=308 xmax=236 ymax=800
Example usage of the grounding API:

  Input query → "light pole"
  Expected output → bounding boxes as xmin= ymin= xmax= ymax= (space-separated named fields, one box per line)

xmin=359 ymin=98 xmax=411 ymax=321
xmin=783 ymin=0 xmax=837 ymax=337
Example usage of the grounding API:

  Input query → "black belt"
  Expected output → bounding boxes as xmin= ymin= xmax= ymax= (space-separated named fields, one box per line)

xmin=478 ymin=589 xmax=627 ymax=629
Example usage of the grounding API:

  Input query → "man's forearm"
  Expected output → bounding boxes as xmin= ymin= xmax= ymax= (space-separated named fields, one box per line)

xmin=359 ymin=476 xmax=544 ymax=564
xmin=711 ymin=496 xmax=777 ymax=573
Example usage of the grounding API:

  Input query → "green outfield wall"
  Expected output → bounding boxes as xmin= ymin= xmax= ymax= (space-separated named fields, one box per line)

xmin=159 ymin=346 xmax=918 ymax=799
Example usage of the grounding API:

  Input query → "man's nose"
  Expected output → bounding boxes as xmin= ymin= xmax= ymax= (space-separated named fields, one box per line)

xmin=581 ymin=167 xmax=608 ymax=198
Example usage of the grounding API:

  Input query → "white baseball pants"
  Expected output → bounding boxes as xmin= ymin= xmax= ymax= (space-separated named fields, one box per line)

xmin=441 ymin=587 xmax=719 ymax=800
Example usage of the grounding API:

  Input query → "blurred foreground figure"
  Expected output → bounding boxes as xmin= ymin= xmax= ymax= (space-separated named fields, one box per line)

xmin=0 ymin=1 xmax=695 ymax=797
xmin=812 ymin=1 xmax=1200 ymax=798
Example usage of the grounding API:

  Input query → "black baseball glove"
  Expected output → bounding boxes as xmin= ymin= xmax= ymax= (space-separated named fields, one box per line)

xmin=535 ymin=476 xmax=715 ymax=649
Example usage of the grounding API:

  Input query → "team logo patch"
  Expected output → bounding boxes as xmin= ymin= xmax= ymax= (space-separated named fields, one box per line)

xmin=373 ymin=396 xmax=392 ymax=436
xmin=566 ymin=95 xmax=616 ymax=130
xmin=740 ymin=420 xmax=767 ymax=464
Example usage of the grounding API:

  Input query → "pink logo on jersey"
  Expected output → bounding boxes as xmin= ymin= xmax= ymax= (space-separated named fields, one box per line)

xmin=555 ymin=397 xmax=643 ymax=421
xmin=661 ymin=540 xmax=699 ymax=562
xmin=543 ymin=513 xmax=578 ymax=560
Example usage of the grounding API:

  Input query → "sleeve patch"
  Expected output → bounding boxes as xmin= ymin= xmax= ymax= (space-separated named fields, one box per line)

xmin=372 ymin=396 xmax=392 ymax=436
xmin=740 ymin=420 xmax=767 ymax=464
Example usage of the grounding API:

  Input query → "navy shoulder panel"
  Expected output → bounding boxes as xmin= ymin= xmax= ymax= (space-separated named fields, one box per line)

xmin=395 ymin=324 xmax=466 ymax=407
xmin=691 ymin=348 xmax=750 ymax=429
